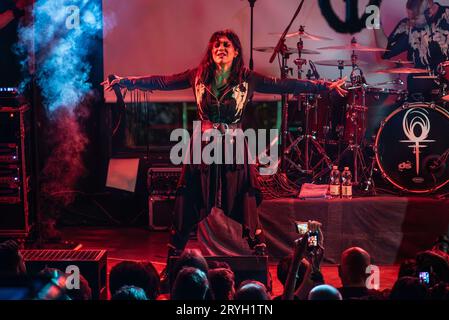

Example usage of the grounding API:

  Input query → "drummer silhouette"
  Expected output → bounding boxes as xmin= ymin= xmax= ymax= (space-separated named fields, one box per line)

xmin=374 ymin=0 xmax=449 ymax=102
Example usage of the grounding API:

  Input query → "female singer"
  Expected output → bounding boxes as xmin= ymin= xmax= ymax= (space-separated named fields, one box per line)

xmin=103 ymin=29 xmax=346 ymax=264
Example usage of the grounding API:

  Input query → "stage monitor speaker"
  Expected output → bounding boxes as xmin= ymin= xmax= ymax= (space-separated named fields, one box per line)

xmin=21 ymin=249 xmax=108 ymax=300
xmin=169 ymin=255 xmax=271 ymax=292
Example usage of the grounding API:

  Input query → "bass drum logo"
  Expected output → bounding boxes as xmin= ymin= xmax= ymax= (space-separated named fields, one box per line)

xmin=400 ymin=108 xmax=435 ymax=175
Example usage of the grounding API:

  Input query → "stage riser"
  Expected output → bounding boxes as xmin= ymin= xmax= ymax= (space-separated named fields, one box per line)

xmin=198 ymin=197 xmax=449 ymax=264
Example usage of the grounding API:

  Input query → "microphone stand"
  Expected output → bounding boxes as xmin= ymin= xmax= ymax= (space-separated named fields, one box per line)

xmin=269 ymin=0 xmax=305 ymax=173
xmin=248 ymin=0 xmax=256 ymax=71
xmin=269 ymin=0 xmax=305 ymax=64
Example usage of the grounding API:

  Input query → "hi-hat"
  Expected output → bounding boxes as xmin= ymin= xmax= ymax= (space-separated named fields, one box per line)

xmin=254 ymin=46 xmax=320 ymax=55
xmin=317 ymin=43 xmax=389 ymax=52
xmin=375 ymin=67 xmax=429 ymax=74
xmin=269 ymin=31 xmax=332 ymax=41
xmin=315 ymin=59 xmax=368 ymax=67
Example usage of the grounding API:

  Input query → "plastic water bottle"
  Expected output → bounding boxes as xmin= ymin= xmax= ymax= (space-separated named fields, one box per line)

xmin=329 ymin=165 xmax=341 ymax=199
xmin=341 ymin=167 xmax=353 ymax=199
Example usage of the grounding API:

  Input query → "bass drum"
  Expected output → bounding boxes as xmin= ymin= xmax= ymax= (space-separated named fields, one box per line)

xmin=375 ymin=103 xmax=449 ymax=193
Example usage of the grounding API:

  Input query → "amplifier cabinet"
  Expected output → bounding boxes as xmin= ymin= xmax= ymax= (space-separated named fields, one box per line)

xmin=147 ymin=167 xmax=181 ymax=196
xmin=0 ymin=105 xmax=32 ymax=237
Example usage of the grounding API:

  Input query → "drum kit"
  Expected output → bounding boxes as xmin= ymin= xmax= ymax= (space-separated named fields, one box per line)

xmin=255 ymin=27 xmax=449 ymax=194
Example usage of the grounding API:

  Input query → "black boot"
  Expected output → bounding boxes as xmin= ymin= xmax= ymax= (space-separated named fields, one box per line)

xmin=246 ymin=230 xmax=267 ymax=256
xmin=253 ymin=242 xmax=267 ymax=256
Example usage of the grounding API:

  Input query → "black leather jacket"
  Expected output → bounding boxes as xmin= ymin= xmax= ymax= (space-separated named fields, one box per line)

xmin=123 ymin=68 xmax=328 ymax=124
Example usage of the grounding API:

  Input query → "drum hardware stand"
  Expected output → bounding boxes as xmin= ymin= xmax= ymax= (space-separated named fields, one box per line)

xmin=349 ymin=49 xmax=367 ymax=86
xmin=337 ymin=138 xmax=369 ymax=186
xmin=338 ymin=60 xmax=345 ymax=79
xmin=294 ymin=27 xmax=308 ymax=80
xmin=334 ymin=49 xmax=370 ymax=186
xmin=284 ymin=97 xmax=333 ymax=178
xmin=337 ymin=85 xmax=369 ymax=186
xmin=283 ymin=26 xmax=333 ymax=178
xmin=255 ymin=0 xmax=308 ymax=198
xmin=361 ymin=155 xmax=378 ymax=195
xmin=268 ymin=0 xmax=305 ymax=174
xmin=278 ymin=40 xmax=301 ymax=174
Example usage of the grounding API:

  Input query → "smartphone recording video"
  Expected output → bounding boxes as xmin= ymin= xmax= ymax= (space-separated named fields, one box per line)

xmin=295 ymin=221 xmax=319 ymax=251
xmin=295 ymin=221 xmax=308 ymax=236
xmin=419 ymin=272 xmax=430 ymax=285
xmin=307 ymin=231 xmax=319 ymax=251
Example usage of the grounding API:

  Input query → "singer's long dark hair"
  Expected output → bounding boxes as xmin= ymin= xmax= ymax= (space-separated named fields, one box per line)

xmin=197 ymin=29 xmax=245 ymax=86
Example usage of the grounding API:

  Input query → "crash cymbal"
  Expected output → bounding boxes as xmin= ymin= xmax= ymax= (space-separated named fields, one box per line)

xmin=269 ymin=30 xmax=333 ymax=41
xmin=317 ymin=43 xmax=389 ymax=52
xmin=413 ymin=75 xmax=439 ymax=79
xmin=442 ymin=94 xmax=449 ymax=102
xmin=372 ymin=79 xmax=405 ymax=86
xmin=385 ymin=59 xmax=414 ymax=65
xmin=254 ymin=46 xmax=320 ymax=55
xmin=315 ymin=59 xmax=368 ymax=67
xmin=375 ymin=67 xmax=429 ymax=74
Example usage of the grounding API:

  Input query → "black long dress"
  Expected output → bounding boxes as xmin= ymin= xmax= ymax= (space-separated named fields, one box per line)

xmin=125 ymin=68 xmax=328 ymax=250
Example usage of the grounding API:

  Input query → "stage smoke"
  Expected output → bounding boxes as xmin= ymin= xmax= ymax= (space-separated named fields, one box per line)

xmin=14 ymin=1 xmax=114 ymax=210
xmin=41 ymin=105 xmax=89 ymax=207
xmin=15 ymin=0 xmax=106 ymax=110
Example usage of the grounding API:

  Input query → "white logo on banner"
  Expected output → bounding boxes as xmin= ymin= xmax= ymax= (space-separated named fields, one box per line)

xmin=400 ymin=108 xmax=435 ymax=175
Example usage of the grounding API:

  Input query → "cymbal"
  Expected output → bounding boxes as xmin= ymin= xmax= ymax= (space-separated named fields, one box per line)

xmin=442 ymin=95 xmax=449 ymax=102
xmin=413 ymin=75 xmax=439 ymax=79
xmin=269 ymin=31 xmax=333 ymax=41
xmin=385 ymin=60 xmax=414 ymax=65
xmin=375 ymin=67 xmax=429 ymax=74
xmin=372 ymin=79 xmax=405 ymax=86
xmin=314 ymin=59 xmax=368 ymax=67
xmin=317 ymin=43 xmax=389 ymax=52
xmin=254 ymin=46 xmax=320 ymax=55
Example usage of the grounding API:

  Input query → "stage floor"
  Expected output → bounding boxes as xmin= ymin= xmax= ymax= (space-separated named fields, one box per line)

xmin=61 ymin=227 xmax=399 ymax=297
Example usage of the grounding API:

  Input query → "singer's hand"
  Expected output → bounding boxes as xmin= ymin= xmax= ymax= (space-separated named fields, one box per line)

xmin=326 ymin=77 xmax=348 ymax=97
xmin=101 ymin=75 xmax=127 ymax=91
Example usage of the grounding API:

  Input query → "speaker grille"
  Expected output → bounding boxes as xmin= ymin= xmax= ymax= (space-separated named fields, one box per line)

xmin=21 ymin=249 xmax=106 ymax=261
